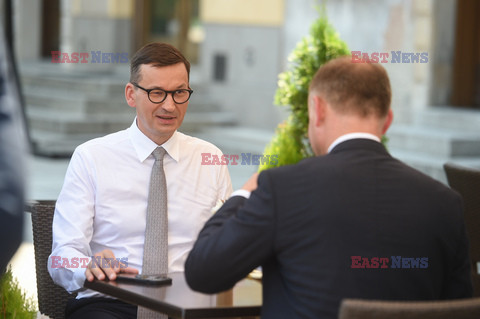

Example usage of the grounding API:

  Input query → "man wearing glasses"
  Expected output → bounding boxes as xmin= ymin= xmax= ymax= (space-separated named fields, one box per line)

xmin=49 ymin=43 xmax=232 ymax=319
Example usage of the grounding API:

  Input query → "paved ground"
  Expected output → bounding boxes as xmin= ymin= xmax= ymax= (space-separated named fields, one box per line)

xmin=8 ymin=145 xmax=260 ymax=308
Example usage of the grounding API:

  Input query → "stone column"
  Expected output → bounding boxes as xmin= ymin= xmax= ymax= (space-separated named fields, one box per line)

xmin=13 ymin=0 xmax=42 ymax=61
xmin=429 ymin=0 xmax=457 ymax=106
xmin=411 ymin=0 xmax=434 ymax=110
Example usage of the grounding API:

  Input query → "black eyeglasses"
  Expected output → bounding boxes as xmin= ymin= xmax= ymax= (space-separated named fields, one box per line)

xmin=131 ymin=83 xmax=193 ymax=104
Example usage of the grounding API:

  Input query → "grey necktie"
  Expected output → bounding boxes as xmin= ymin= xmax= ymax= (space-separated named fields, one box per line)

xmin=138 ymin=147 xmax=168 ymax=319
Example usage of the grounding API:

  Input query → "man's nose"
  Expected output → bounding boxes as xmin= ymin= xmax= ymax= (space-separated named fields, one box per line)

xmin=161 ymin=94 xmax=176 ymax=112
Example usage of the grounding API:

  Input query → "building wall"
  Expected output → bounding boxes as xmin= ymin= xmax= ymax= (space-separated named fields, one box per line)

xmin=199 ymin=0 xmax=287 ymax=129
xmin=59 ymin=0 xmax=132 ymax=72
xmin=283 ymin=0 xmax=441 ymax=125
xmin=13 ymin=0 xmax=42 ymax=60
xmin=198 ymin=0 xmax=462 ymax=131
xmin=200 ymin=0 xmax=284 ymax=26
xmin=199 ymin=24 xmax=286 ymax=129
xmin=12 ymin=0 xmax=460 ymax=130
xmin=198 ymin=0 xmax=445 ymax=130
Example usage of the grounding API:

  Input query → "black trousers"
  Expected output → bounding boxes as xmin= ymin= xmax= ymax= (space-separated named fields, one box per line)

xmin=66 ymin=297 xmax=137 ymax=319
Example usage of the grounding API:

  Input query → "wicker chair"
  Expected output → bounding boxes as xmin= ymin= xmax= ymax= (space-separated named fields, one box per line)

xmin=27 ymin=200 xmax=76 ymax=319
xmin=444 ymin=162 xmax=480 ymax=297
xmin=338 ymin=297 xmax=480 ymax=319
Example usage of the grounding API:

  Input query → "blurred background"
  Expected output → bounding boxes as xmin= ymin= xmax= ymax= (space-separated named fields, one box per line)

xmin=2 ymin=0 xmax=480 ymax=312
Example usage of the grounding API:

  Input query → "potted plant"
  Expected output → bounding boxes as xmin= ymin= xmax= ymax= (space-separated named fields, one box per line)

xmin=259 ymin=12 xmax=354 ymax=171
xmin=0 ymin=266 xmax=36 ymax=319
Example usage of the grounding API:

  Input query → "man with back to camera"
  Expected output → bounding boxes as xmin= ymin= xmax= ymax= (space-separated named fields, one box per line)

xmin=185 ymin=56 xmax=473 ymax=318
xmin=48 ymin=43 xmax=232 ymax=319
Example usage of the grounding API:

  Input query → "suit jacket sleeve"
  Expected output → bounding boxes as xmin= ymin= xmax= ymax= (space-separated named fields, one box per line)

xmin=185 ymin=171 xmax=276 ymax=293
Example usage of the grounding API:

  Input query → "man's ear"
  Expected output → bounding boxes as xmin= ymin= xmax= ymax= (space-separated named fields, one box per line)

xmin=312 ymin=95 xmax=327 ymax=127
xmin=125 ymin=83 xmax=136 ymax=108
xmin=381 ymin=108 xmax=394 ymax=134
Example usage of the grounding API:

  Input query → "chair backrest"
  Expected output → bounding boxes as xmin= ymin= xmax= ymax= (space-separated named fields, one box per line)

xmin=444 ymin=162 xmax=480 ymax=297
xmin=27 ymin=200 xmax=76 ymax=319
xmin=338 ymin=297 xmax=480 ymax=319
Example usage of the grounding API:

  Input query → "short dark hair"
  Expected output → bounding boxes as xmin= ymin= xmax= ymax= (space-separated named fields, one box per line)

xmin=310 ymin=56 xmax=391 ymax=117
xmin=130 ymin=43 xmax=190 ymax=83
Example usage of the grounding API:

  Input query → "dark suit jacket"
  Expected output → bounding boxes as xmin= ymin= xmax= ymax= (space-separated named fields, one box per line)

xmin=185 ymin=139 xmax=473 ymax=319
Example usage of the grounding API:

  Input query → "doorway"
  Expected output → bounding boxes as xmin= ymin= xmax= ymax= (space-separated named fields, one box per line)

xmin=132 ymin=0 xmax=200 ymax=63
xmin=41 ymin=0 xmax=60 ymax=58
xmin=451 ymin=0 xmax=480 ymax=107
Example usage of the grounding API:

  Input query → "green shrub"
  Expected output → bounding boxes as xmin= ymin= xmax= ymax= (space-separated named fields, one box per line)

xmin=259 ymin=11 xmax=350 ymax=171
xmin=0 ymin=266 xmax=36 ymax=319
xmin=260 ymin=11 xmax=390 ymax=172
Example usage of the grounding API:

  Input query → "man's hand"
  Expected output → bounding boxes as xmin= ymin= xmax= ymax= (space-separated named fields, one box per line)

xmin=85 ymin=249 xmax=138 ymax=282
xmin=242 ymin=172 xmax=259 ymax=192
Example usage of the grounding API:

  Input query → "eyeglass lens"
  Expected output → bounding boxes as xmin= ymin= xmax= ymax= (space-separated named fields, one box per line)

xmin=149 ymin=89 xmax=190 ymax=103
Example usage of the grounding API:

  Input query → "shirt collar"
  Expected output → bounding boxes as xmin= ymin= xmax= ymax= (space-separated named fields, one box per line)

xmin=128 ymin=118 xmax=180 ymax=163
xmin=327 ymin=133 xmax=381 ymax=153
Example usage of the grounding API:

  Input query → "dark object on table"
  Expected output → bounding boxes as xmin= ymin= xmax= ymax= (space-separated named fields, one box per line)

xmin=115 ymin=273 xmax=172 ymax=286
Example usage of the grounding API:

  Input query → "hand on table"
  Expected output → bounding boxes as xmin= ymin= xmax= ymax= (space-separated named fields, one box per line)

xmin=85 ymin=249 xmax=138 ymax=282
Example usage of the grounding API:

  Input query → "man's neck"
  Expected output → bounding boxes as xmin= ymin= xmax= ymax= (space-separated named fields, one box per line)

xmin=327 ymin=132 xmax=381 ymax=153
xmin=321 ymin=115 xmax=384 ymax=155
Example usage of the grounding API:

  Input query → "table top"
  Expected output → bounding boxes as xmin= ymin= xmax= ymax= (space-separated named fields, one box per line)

xmin=84 ymin=272 xmax=262 ymax=318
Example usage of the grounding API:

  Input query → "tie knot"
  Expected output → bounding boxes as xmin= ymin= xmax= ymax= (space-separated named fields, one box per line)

xmin=152 ymin=147 xmax=166 ymax=161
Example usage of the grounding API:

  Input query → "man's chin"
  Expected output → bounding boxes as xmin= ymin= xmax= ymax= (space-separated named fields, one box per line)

xmin=155 ymin=124 xmax=180 ymax=137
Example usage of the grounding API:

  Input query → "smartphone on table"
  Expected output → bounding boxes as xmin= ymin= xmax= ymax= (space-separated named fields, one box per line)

xmin=114 ymin=273 xmax=172 ymax=286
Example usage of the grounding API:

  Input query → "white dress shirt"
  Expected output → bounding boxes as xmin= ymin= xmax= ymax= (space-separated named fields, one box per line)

xmin=48 ymin=120 xmax=232 ymax=297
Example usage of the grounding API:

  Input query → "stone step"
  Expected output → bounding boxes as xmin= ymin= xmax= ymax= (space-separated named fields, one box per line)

xmin=387 ymin=124 xmax=480 ymax=157
xmin=194 ymin=127 xmax=274 ymax=155
xmin=20 ymin=70 xmax=127 ymax=97
xmin=28 ymin=106 xmax=237 ymax=134
xmin=24 ymin=90 xmax=129 ymax=115
xmin=27 ymin=107 xmax=238 ymax=156
xmin=181 ymin=112 xmax=237 ymax=133
xmin=27 ymin=107 xmax=134 ymax=135
xmin=22 ymin=75 xmax=126 ymax=97
xmin=415 ymin=106 xmax=480 ymax=132
xmin=389 ymin=148 xmax=480 ymax=185
xmin=30 ymin=130 xmax=105 ymax=158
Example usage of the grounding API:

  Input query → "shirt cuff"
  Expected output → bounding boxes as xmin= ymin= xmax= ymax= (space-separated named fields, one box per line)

xmin=230 ymin=189 xmax=251 ymax=199
xmin=72 ymin=266 xmax=88 ymax=291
